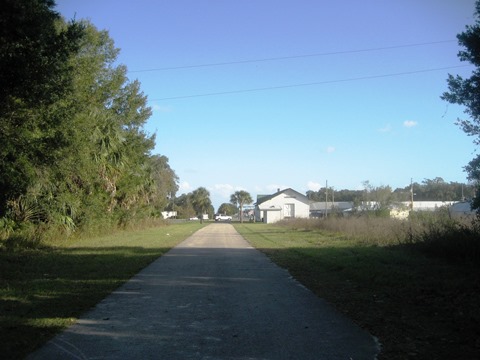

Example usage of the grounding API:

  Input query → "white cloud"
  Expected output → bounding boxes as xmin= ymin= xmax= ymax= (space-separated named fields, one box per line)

xmin=211 ymin=184 xmax=247 ymax=200
xmin=403 ymin=120 xmax=418 ymax=128
xmin=212 ymin=184 xmax=235 ymax=199
xmin=326 ymin=146 xmax=335 ymax=153
xmin=178 ymin=181 xmax=192 ymax=193
xmin=307 ymin=181 xmax=321 ymax=191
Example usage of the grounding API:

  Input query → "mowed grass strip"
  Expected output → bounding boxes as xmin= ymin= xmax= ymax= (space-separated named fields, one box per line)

xmin=234 ymin=222 xmax=480 ymax=360
xmin=0 ymin=222 xmax=206 ymax=359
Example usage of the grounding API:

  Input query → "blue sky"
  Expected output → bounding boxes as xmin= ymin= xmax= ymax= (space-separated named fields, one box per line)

xmin=56 ymin=0 xmax=477 ymax=210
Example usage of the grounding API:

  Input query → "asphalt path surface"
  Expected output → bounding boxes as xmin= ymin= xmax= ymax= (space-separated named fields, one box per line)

xmin=28 ymin=223 xmax=380 ymax=359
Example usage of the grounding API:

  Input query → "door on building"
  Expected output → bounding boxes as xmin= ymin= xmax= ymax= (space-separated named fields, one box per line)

xmin=284 ymin=204 xmax=295 ymax=218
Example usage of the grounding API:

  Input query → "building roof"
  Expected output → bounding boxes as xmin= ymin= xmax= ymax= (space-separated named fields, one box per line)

xmin=255 ymin=188 xmax=310 ymax=206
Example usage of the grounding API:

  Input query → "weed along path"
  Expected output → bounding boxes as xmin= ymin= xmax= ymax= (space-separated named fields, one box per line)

xmin=28 ymin=223 xmax=380 ymax=360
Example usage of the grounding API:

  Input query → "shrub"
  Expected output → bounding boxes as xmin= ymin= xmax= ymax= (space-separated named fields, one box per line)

xmin=0 ymin=217 xmax=16 ymax=241
xmin=411 ymin=214 xmax=480 ymax=265
xmin=278 ymin=216 xmax=410 ymax=246
xmin=277 ymin=211 xmax=480 ymax=264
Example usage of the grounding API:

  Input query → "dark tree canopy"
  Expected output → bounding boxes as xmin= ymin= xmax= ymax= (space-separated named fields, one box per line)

xmin=442 ymin=0 xmax=480 ymax=209
xmin=217 ymin=203 xmax=237 ymax=216
xmin=0 ymin=0 xmax=83 ymax=107
xmin=0 ymin=3 xmax=180 ymax=242
xmin=0 ymin=0 xmax=84 ymax=212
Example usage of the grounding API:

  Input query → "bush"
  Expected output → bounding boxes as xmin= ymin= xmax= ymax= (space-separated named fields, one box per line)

xmin=276 ymin=211 xmax=480 ymax=264
xmin=2 ymin=221 xmax=46 ymax=250
xmin=411 ymin=214 xmax=480 ymax=265
xmin=278 ymin=215 xmax=410 ymax=246
xmin=0 ymin=217 xmax=16 ymax=240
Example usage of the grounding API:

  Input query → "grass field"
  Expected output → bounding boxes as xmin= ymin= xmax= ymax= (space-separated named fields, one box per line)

xmin=2 ymin=219 xmax=479 ymax=359
xmin=0 ymin=222 xmax=206 ymax=359
xmin=234 ymin=222 xmax=480 ymax=360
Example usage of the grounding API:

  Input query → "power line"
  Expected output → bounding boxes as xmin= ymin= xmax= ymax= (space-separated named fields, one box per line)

xmin=148 ymin=64 xmax=470 ymax=101
xmin=130 ymin=40 xmax=456 ymax=73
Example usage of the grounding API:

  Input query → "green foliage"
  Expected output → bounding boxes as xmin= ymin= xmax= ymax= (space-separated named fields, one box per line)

xmin=191 ymin=187 xmax=212 ymax=221
xmin=0 ymin=217 xmax=16 ymax=241
xmin=0 ymin=223 xmax=206 ymax=359
xmin=307 ymin=188 xmax=362 ymax=202
xmin=308 ymin=178 xmax=473 ymax=205
xmin=217 ymin=203 xmax=237 ymax=215
xmin=235 ymin=222 xmax=480 ymax=359
xmin=394 ymin=177 xmax=475 ymax=202
xmin=230 ymin=190 xmax=253 ymax=223
xmin=442 ymin=1 xmax=480 ymax=209
xmin=0 ymin=0 xmax=84 ymax=213
xmin=0 ymin=10 xmax=179 ymax=245
xmin=172 ymin=193 xmax=196 ymax=219
xmin=146 ymin=155 xmax=179 ymax=213
xmin=409 ymin=210 xmax=480 ymax=264
xmin=273 ymin=209 xmax=480 ymax=265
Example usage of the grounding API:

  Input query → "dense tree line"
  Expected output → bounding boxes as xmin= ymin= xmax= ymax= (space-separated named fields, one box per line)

xmin=394 ymin=178 xmax=474 ymax=202
xmin=217 ymin=203 xmax=238 ymax=216
xmin=0 ymin=0 xmax=178 ymax=242
xmin=306 ymin=178 xmax=474 ymax=205
xmin=169 ymin=189 xmax=214 ymax=220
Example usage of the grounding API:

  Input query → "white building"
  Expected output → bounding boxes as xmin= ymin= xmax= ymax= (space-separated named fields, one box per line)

xmin=161 ymin=211 xmax=177 ymax=219
xmin=449 ymin=201 xmax=475 ymax=218
xmin=255 ymin=188 xmax=311 ymax=223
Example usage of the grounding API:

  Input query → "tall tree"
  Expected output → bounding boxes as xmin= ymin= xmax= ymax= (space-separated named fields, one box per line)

xmin=442 ymin=0 xmax=480 ymax=210
xmin=191 ymin=187 xmax=212 ymax=223
xmin=1 ymin=14 xmax=165 ymax=236
xmin=230 ymin=190 xmax=253 ymax=223
xmin=0 ymin=0 xmax=84 ymax=215
xmin=61 ymin=21 xmax=156 ymax=225
xmin=217 ymin=203 xmax=237 ymax=216
xmin=173 ymin=193 xmax=195 ymax=219
xmin=0 ymin=5 xmax=180 ymax=241
xmin=148 ymin=155 xmax=179 ymax=212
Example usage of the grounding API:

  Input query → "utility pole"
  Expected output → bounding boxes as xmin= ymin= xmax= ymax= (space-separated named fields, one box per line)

xmin=325 ymin=180 xmax=328 ymax=218
xmin=410 ymin=178 xmax=414 ymax=211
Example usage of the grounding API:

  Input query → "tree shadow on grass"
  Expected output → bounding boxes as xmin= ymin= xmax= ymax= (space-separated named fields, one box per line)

xmin=254 ymin=244 xmax=480 ymax=360
xmin=2 ymin=242 xmax=480 ymax=359
xmin=0 ymin=246 xmax=171 ymax=359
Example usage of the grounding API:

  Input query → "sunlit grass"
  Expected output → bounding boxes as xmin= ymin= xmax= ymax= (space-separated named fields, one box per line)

xmin=0 ymin=222 xmax=205 ymax=359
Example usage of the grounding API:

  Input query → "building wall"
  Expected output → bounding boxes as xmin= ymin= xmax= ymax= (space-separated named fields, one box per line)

xmin=256 ymin=190 xmax=310 ymax=223
xmin=449 ymin=201 xmax=475 ymax=218
xmin=263 ymin=209 xmax=282 ymax=223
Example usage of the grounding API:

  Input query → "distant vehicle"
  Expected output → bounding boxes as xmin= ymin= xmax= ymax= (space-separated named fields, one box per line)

xmin=215 ymin=214 xmax=232 ymax=221
xmin=189 ymin=216 xmax=199 ymax=220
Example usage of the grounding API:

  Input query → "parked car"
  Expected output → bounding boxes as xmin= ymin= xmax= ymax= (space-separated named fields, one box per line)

xmin=215 ymin=214 xmax=232 ymax=221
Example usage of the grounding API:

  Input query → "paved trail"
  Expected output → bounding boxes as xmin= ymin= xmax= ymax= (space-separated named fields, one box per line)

xmin=28 ymin=223 xmax=380 ymax=359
